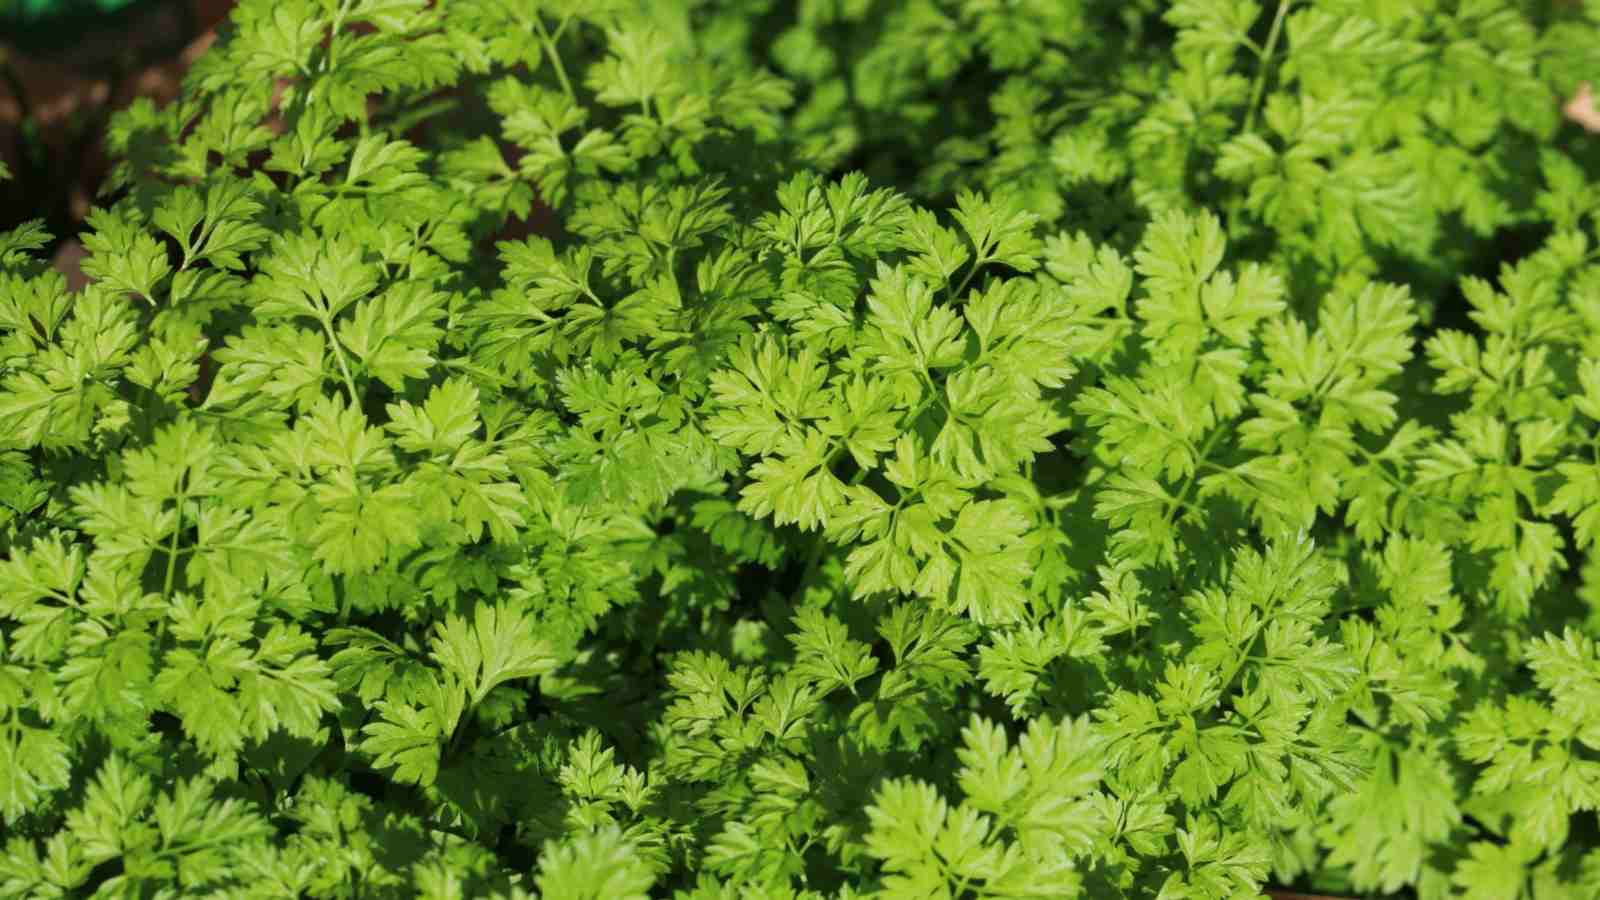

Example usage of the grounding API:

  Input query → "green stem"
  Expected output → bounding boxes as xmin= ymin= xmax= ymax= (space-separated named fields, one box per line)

xmin=162 ymin=477 xmax=188 ymax=600
xmin=151 ymin=830 xmax=254 ymax=863
xmin=1216 ymin=604 xmax=1281 ymax=698
xmin=951 ymin=252 xmax=989 ymax=301
xmin=792 ymin=461 xmax=871 ymax=604
xmin=533 ymin=14 xmax=576 ymax=101
xmin=322 ymin=0 xmax=349 ymax=72
xmin=320 ymin=315 xmax=362 ymax=406
xmin=444 ymin=717 xmax=469 ymax=759
xmin=789 ymin=381 xmax=946 ymax=603
xmin=1243 ymin=0 xmax=1293 ymax=134
xmin=1163 ymin=425 xmax=1228 ymax=531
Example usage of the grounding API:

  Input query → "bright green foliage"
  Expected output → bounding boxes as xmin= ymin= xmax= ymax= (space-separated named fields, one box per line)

xmin=2 ymin=1 xmax=1600 ymax=898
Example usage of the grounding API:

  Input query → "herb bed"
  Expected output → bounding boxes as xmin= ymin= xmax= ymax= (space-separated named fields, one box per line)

xmin=1 ymin=2 xmax=1599 ymax=899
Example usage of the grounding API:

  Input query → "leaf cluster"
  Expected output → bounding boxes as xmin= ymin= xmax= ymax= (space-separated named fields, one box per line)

xmin=3 ymin=1 xmax=1600 ymax=898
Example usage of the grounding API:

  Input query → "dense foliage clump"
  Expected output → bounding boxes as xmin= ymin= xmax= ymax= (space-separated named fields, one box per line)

xmin=4 ymin=1 xmax=1600 ymax=897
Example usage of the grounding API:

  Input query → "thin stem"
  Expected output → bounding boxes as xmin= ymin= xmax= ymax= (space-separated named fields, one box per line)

xmin=162 ymin=477 xmax=188 ymax=600
xmin=788 ymin=377 xmax=947 ymax=604
xmin=1243 ymin=0 xmax=1293 ymax=134
xmin=533 ymin=15 xmax=576 ymax=101
xmin=1163 ymin=425 xmax=1229 ymax=531
xmin=155 ymin=475 xmax=190 ymax=646
xmin=323 ymin=0 xmax=354 ymax=72
xmin=321 ymin=315 xmax=362 ymax=405
xmin=445 ymin=716 xmax=469 ymax=759
xmin=952 ymin=252 xmax=989 ymax=301
xmin=791 ymin=460 xmax=871 ymax=603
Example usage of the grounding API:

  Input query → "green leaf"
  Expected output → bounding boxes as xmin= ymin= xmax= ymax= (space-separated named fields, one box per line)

xmin=949 ymin=189 xmax=1043 ymax=280
xmin=0 ymin=719 xmax=71 ymax=826
xmin=1451 ymin=840 xmax=1538 ymax=900
xmin=336 ymin=283 xmax=449 ymax=391
xmin=534 ymin=824 xmax=657 ymax=900
xmin=946 ymin=498 xmax=1034 ymax=626
xmin=78 ymin=209 xmax=172 ymax=303
xmin=1320 ymin=740 xmax=1462 ymax=895
xmin=429 ymin=601 xmax=561 ymax=706
xmin=254 ymin=232 xmax=380 ymax=322
xmin=863 ymin=262 xmax=967 ymax=377
xmin=707 ymin=334 xmax=833 ymax=457
xmin=360 ymin=673 xmax=466 ymax=786
xmin=786 ymin=605 xmax=878 ymax=696
xmin=738 ymin=430 xmax=846 ymax=532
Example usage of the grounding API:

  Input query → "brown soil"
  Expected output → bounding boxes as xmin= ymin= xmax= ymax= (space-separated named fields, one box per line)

xmin=0 ymin=0 xmax=235 ymax=280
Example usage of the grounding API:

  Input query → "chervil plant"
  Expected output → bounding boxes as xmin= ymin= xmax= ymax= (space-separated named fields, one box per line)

xmin=3 ymin=1 xmax=1600 ymax=898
